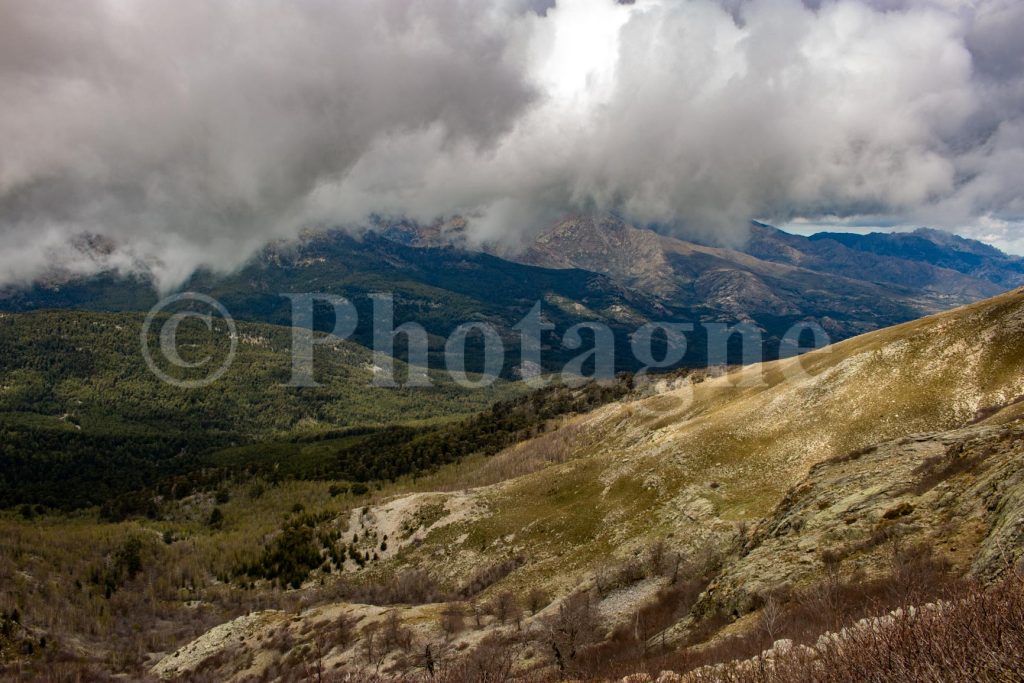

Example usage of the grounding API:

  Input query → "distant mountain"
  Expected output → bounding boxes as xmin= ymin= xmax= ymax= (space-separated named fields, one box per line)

xmin=0 ymin=231 xmax=671 ymax=373
xmin=2 ymin=217 xmax=1019 ymax=373
xmin=745 ymin=222 xmax=1024 ymax=299
xmin=808 ymin=227 xmax=1024 ymax=286
xmin=516 ymin=213 xmax=1024 ymax=313
xmin=514 ymin=214 xmax=958 ymax=334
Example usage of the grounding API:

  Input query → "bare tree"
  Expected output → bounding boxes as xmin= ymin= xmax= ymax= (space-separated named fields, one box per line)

xmin=646 ymin=539 xmax=668 ymax=576
xmin=302 ymin=631 xmax=327 ymax=683
xmin=471 ymin=602 xmax=484 ymax=629
xmin=526 ymin=587 xmax=550 ymax=615
xmin=440 ymin=602 xmax=465 ymax=638
xmin=463 ymin=634 xmax=519 ymax=681
xmin=543 ymin=592 xmax=600 ymax=677
xmin=759 ymin=594 xmax=785 ymax=644
xmin=335 ymin=613 xmax=357 ymax=651
xmin=361 ymin=621 xmax=379 ymax=665
xmin=383 ymin=609 xmax=413 ymax=652
xmin=423 ymin=643 xmax=435 ymax=678
xmin=490 ymin=591 xmax=519 ymax=625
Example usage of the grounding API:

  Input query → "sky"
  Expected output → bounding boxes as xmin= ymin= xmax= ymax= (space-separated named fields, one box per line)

xmin=1 ymin=0 xmax=1023 ymax=289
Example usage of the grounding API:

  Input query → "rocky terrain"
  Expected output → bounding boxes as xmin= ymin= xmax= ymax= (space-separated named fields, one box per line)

xmin=145 ymin=287 xmax=1024 ymax=681
xmin=517 ymin=214 xmax=1024 ymax=322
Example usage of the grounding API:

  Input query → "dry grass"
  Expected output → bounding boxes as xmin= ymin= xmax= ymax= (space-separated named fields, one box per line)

xmin=216 ymin=567 xmax=1024 ymax=683
xmin=437 ymin=422 xmax=585 ymax=491
xmin=679 ymin=571 xmax=1024 ymax=683
xmin=0 ymin=478 xmax=350 ymax=680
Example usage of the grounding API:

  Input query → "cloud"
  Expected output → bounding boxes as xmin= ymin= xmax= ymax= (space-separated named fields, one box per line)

xmin=1 ymin=0 xmax=1023 ymax=288
xmin=0 ymin=0 xmax=537 ymax=287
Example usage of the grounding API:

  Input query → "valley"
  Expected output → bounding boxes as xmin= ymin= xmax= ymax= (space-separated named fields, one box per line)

xmin=3 ymin=283 xmax=1024 ymax=681
xmin=5 ymin=3 xmax=1024 ymax=680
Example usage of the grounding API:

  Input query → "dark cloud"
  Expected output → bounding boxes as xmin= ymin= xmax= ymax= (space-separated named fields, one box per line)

xmin=1 ymin=0 xmax=1023 ymax=288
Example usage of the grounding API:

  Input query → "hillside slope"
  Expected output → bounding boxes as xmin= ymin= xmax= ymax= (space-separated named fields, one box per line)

xmin=151 ymin=288 xmax=1024 ymax=680
xmin=673 ymin=414 xmax=1024 ymax=643
xmin=0 ymin=232 xmax=669 ymax=374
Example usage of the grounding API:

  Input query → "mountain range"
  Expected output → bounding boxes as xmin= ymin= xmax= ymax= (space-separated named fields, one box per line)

xmin=3 ymin=221 xmax=1024 ymax=680
xmin=2 ymin=216 xmax=1021 ymax=374
xmin=518 ymin=215 xmax=1022 ymax=314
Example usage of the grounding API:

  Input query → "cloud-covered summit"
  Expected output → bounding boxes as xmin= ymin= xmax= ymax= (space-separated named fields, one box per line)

xmin=2 ymin=0 xmax=1023 ymax=289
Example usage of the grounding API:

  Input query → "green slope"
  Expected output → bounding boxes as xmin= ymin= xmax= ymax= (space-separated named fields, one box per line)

xmin=0 ymin=310 xmax=519 ymax=510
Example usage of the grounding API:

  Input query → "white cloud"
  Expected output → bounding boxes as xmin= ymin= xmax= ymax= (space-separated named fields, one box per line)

xmin=1 ymin=0 xmax=1023 ymax=287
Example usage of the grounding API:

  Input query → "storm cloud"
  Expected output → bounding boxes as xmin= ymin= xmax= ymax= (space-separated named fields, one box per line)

xmin=1 ymin=0 xmax=1023 ymax=288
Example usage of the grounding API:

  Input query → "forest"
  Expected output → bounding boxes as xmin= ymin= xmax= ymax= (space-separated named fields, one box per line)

xmin=0 ymin=310 xmax=633 ymax=513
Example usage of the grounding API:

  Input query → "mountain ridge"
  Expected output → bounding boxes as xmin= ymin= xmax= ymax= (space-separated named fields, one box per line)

xmin=0 ymin=221 xmax=951 ymax=372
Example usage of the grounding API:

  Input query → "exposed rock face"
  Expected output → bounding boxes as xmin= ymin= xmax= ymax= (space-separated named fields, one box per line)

xmin=522 ymin=216 xmax=1024 ymax=314
xmin=672 ymin=418 xmax=1024 ymax=641
xmin=153 ymin=611 xmax=288 ymax=679
xmin=691 ymin=268 xmax=795 ymax=318
xmin=522 ymin=214 xmax=679 ymax=299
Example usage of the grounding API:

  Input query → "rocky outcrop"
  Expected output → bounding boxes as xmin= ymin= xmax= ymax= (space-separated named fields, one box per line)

xmin=666 ymin=417 xmax=1024 ymax=644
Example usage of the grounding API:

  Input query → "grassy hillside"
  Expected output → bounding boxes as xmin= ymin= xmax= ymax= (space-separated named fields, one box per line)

xmin=352 ymin=287 xmax=1024 ymax=599
xmin=141 ymin=286 xmax=1024 ymax=680
xmin=4 ymin=289 xmax=1024 ymax=680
